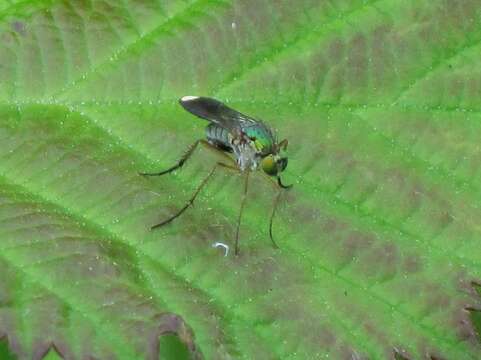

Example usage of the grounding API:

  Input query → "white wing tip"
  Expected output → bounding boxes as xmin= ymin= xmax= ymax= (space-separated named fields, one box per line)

xmin=181 ymin=95 xmax=199 ymax=102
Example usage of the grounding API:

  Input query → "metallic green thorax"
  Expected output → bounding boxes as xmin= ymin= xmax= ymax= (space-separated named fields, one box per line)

xmin=243 ymin=122 xmax=275 ymax=155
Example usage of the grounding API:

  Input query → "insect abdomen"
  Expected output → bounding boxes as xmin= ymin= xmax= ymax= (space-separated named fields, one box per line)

xmin=205 ymin=123 xmax=232 ymax=152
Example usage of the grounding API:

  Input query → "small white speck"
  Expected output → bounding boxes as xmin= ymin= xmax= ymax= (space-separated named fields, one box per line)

xmin=231 ymin=22 xmax=236 ymax=29
xmin=212 ymin=242 xmax=229 ymax=257
xmin=181 ymin=95 xmax=199 ymax=102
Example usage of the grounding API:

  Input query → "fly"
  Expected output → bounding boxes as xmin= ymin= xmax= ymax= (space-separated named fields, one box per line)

xmin=140 ymin=96 xmax=292 ymax=255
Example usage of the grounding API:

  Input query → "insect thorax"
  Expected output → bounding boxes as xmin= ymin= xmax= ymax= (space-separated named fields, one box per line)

xmin=205 ymin=123 xmax=263 ymax=171
xmin=232 ymin=141 xmax=260 ymax=171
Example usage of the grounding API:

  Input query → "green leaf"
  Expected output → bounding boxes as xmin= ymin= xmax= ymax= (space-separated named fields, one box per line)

xmin=0 ymin=337 xmax=17 ymax=360
xmin=0 ymin=0 xmax=481 ymax=359
xmin=42 ymin=349 xmax=63 ymax=360
xmin=159 ymin=334 xmax=191 ymax=360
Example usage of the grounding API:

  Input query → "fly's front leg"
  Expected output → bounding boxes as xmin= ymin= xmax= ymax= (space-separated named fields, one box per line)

xmin=260 ymin=172 xmax=292 ymax=249
xmin=277 ymin=176 xmax=293 ymax=189
xmin=268 ymin=191 xmax=282 ymax=249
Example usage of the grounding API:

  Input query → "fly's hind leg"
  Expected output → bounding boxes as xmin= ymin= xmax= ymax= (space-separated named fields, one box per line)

xmin=139 ymin=139 xmax=233 ymax=176
xmin=139 ymin=140 xmax=201 ymax=176
xmin=151 ymin=160 xmax=236 ymax=230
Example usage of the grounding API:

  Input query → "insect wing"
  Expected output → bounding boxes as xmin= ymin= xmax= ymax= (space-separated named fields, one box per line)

xmin=179 ymin=96 xmax=257 ymax=133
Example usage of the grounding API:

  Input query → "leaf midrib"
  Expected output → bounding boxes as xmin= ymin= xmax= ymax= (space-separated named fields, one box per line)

xmin=62 ymin=100 xmax=481 ymax=278
xmin=0 ymin=111 xmax=386 ymax=358
xmin=4 ymin=99 xmax=480 ymax=315
xmin=2 ymin=106 xmax=472 ymax=358
xmin=68 ymin=101 xmax=481 ymax=355
xmin=3 ymin=100 xmax=481 ymax=273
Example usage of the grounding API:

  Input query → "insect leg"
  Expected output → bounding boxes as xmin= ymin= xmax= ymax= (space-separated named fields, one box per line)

xmin=139 ymin=139 xmax=235 ymax=176
xmin=198 ymin=139 xmax=236 ymax=164
xmin=139 ymin=140 xmax=201 ymax=176
xmin=259 ymin=171 xmax=293 ymax=249
xmin=234 ymin=171 xmax=250 ymax=255
xmin=268 ymin=190 xmax=282 ymax=249
xmin=277 ymin=176 xmax=293 ymax=189
xmin=278 ymin=139 xmax=288 ymax=150
xmin=216 ymin=161 xmax=239 ymax=172
xmin=151 ymin=163 xmax=218 ymax=229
